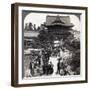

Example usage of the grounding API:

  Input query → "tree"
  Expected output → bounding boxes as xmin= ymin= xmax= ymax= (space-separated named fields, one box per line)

xmin=37 ymin=30 xmax=54 ymax=50
xmin=29 ymin=22 xmax=33 ymax=30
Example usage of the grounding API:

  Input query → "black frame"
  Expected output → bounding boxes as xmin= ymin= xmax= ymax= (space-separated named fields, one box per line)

xmin=11 ymin=3 xmax=88 ymax=87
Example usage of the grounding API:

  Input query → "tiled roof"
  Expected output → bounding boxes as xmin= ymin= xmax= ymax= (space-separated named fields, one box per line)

xmin=46 ymin=15 xmax=74 ymax=27
xmin=24 ymin=31 xmax=39 ymax=37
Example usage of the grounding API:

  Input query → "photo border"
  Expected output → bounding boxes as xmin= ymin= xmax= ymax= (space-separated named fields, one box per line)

xmin=11 ymin=3 xmax=88 ymax=87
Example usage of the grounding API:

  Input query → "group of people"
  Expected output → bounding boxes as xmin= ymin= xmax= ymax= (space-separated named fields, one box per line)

xmin=28 ymin=50 xmax=54 ymax=77
xmin=56 ymin=58 xmax=68 ymax=75
xmin=56 ymin=57 xmax=79 ymax=76
xmin=26 ymin=49 xmax=77 ymax=78
xmin=29 ymin=55 xmax=42 ymax=77
xmin=29 ymin=59 xmax=54 ymax=77
xmin=42 ymin=61 xmax=54 ymax=75
xmin=28 ymin=56 xmax=67 ymax=77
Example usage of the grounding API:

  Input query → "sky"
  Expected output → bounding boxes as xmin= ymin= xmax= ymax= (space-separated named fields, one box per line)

xmin=24 ymin=13 xmax=81 ymax=31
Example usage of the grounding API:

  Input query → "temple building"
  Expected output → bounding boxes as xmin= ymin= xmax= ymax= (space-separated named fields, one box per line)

xmin=24 ymin=30 xmax=39 ymax=49
xmin=45 ymin=15 xmax=74 ymax=40
xmin=24 ymin=15 xmax=75 ymax=50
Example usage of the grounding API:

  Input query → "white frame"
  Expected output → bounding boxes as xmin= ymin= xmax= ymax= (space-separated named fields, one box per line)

xmin=18 ymin=6 xmax=86 ymax=84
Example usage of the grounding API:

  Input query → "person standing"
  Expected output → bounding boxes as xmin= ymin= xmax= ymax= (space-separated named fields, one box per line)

xmin=29 ymin=61 xmax=34 ymax=76
xmin=56 ymin=58 xmax=62 ymax=74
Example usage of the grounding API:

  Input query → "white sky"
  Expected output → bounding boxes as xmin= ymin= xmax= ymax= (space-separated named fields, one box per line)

xmin=24 ymin=13 xmax=80 ymax=31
